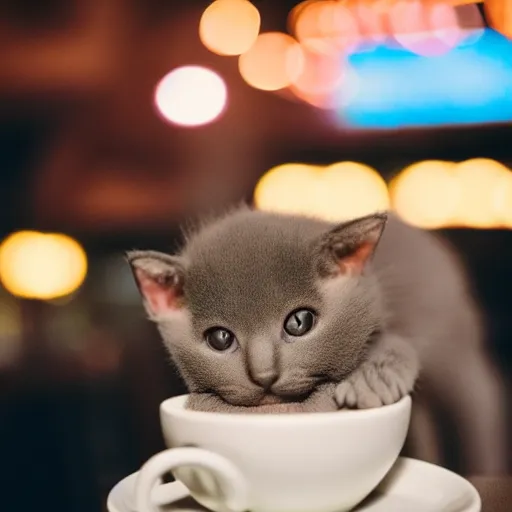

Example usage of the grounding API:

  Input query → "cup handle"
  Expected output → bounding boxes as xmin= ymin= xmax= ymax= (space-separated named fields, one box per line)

xmin=135 ymin=447 xmax=249 ymax=512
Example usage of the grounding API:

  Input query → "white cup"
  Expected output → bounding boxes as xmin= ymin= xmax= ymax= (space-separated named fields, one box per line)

xmin=135 ymin=394 xmax=411 ymax=512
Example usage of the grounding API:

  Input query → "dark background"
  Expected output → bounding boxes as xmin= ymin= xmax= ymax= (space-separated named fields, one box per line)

xmin=0 ymin=1 xmax=511 ymax=511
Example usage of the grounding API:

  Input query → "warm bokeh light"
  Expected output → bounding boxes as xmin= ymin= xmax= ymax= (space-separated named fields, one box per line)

xmin=199 ymin=0 xmax=261 ymax=56
xmin=288 ymin=0 xmax=316 ymax=31
xmin=238 ymin=32 xmax=305 ymax=91
xmin=353 ymin=0 xmax=389 ymax=44
xmin=257 ymin=158 xmax=512 ymax=230
xmin=454 ymin=158 xmax=511 ymax=228
xmin=254 ymin=161 xmax=389 ymax=222
xmin=254 ymin=163 xmax=322 ymax=216
xmin=390 ymin=0 xmax=462 ymax=56
xmin=485 ymin=0 xmax=512 ymax=39
xmin=390 ymin=161 xmax=460 ymax=229
xmin=391 ymin=158 xmax=512 ymax=229
xmin=292 ymin=0 xmax=360 ymax=53
xmin=0 ymin=232 xmax=88 ymax=300
xmin=155 ymin=66 xmax=227 ymax=127
xmin=289 ymin=47 xmax=346 ymax=108
xmin=315 ymin=162 xmax=389 ymax=221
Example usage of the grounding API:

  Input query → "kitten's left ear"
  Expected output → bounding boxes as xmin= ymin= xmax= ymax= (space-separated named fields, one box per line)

xmin=126 ymin=250 xmax=187 ymax=319
xmin=315 ymin=212 xmax=387 ymax=277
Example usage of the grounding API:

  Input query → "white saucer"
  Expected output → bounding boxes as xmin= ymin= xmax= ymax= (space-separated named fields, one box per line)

xmin=107 ymin=457 xmax=481 ymax=512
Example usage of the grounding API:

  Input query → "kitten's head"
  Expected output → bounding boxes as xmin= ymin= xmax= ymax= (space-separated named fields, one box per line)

xmin=128 ymin=209 xmax=386 ymax=407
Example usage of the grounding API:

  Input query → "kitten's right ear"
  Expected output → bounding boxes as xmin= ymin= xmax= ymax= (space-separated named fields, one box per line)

xmin=126 ymin=250 xmax=186 ymax=319
xmin=315 ymin=212 xmax=387 ymax=278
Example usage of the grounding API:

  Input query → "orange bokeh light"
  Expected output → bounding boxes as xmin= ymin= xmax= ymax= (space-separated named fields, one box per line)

xmin=390 ymin=161 xmax=460 ymax=229
xmin=390 ymin=0 xmax=462 ymax=56
xmin=315 ymin=162 xmax=390 ymax=221
xmin=391 ymin=158 xmax=512 ymax=230
xmin=351 ymin=0 xmax=391 ymax=44
xmin=485 ymin=0 xmax=512 ymax=39
xmin=254 ymin=163 xmax=322 ymax=216
xmin=454 ymin=158 xmax=510 ymax=228
xmin=289 ymin=45 xmax=347 ymax=109
xmin=0 ymin=231 xmax=88 ymax=300
xmin=254 ymin=161 xmax=389 ymax=222
xmin=288 ymin=0 xmax=317 ymax=30
xmin=238 ymin=32 xmax=305 ymax=91
xmin=199 ymin=0 xmax=261 ymax=56
xmin=292 ymin=0 xmax=360 ymax=53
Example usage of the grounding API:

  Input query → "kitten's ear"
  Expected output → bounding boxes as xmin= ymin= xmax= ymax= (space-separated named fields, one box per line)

xmin=126 ymin=250 xmax=186 ymax=318
xmin=315 ymin=212 xmax=387 ymax=277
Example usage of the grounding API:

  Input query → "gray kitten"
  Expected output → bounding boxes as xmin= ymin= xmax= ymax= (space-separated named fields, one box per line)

xmin=127 ymin=207 xmax=427 ymax=412
xmin=128 ymin=207 xmax=507 ymax=471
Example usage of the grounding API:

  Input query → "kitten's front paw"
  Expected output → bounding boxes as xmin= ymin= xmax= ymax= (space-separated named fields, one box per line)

xmin=334 ymin=363 xmax=414 ymax=409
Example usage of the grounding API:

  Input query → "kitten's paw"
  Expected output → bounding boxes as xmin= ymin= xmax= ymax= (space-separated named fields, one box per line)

xmin=334 ymin=363 xmax=414 ymax=409
xmin=334 ymin=376 xmax=383 ymax=409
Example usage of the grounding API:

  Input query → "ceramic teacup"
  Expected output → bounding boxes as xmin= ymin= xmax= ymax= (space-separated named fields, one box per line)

xmin=135 ymin=394 xmax=412 ymax=512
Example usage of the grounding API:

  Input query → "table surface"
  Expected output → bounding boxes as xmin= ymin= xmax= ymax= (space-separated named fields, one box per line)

xmin=468 ymin=476 xmax=512 ymax=511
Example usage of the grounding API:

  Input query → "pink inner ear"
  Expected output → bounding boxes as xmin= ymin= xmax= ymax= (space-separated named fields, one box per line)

xmin=338 ymin=241 xmax=375 ymax=276
xmin=135 ymin=268 xmax=180 ymax=315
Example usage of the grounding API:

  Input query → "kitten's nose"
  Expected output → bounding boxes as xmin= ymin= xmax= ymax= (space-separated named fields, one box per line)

xmin=252 ymin=371 xmax=278 ymax=390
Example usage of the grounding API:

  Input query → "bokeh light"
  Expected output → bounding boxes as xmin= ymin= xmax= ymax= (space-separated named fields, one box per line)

xmin=155 ymin=66 xmax=227 ymax=127
xmin=315 ymin=162 xmax=389 ymax=221
xmin=454 ymin=158 xmax=511 ymax=228
xmin=391 ymin=158 xmax=512 ymax=229
xmin=485 ymin=0 xmax=512 ymax=40
xmin=288 ymin=0 xmax=316 ymax=31
xmin=254 ymin=163 xmax=322 ymax=216
xmin=289 ymin=47 xmax=346 ymax=108
xmin=390 ymin=0 xmax=462 ymax=56
xmin=390 ymin=161 xmax=460 ymax=229
xmin=199 ymin=0 xmax=261 ymax=56
xmin=0 ymin=231 xmax=88 ymax=300
xmin=238 ymin=32 xmax=305 ymax=91
xmin=353 ymin=0 xmax=390 ymax=44
xmin=254 ymin=161 xmax=389 ymax=221
xmin=292 ymin=0 xmax=360 ymax=54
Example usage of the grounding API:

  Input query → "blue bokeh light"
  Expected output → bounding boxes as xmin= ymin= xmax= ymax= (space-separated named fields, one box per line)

xmin=338 ymin=30 xmax=512 ymax=129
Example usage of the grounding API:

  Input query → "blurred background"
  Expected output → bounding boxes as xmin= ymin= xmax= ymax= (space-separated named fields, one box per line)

xmin=0 ymin=0 xmax=511 ymax=510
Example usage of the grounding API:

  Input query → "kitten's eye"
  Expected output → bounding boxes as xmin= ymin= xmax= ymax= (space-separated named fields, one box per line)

xmin=284 ymin=309 xmax=316 ymax=337
xmin=204 ymin=327 xmax=237 ymax=352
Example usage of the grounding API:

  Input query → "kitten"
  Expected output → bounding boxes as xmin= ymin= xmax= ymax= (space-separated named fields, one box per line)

xmin=127 ymin=207 xmax=426 ymax=411
xmin=128 ymin=207 xmax=507 ymax=470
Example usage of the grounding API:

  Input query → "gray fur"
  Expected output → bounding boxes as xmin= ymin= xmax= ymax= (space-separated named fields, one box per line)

xmin=128 ymin=207 xmax=507 ymax=471
xmin=128 ymin=209 xmax=398 ymax=410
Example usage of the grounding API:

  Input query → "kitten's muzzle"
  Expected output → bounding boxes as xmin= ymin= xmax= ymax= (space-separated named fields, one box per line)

xmin=258 ymin=394 xmax=287 ymax=406
xmin=251 ymin=370 xmax=278 ymax=390
xmin=259 ymin=383 xmax=320 ymax=405
xmin=270 ymin=374 xmax=331 ymax=399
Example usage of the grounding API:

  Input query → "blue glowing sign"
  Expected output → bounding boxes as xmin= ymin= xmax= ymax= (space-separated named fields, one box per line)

xmin=339 ymin=30 xmax=512 ymax=129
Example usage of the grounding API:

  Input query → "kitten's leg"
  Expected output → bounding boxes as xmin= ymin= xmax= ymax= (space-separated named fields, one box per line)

xmin=334 ymin=332 xmax=419 ymax=409
xmin=423 ymin=346 xmax=508 ymax=474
